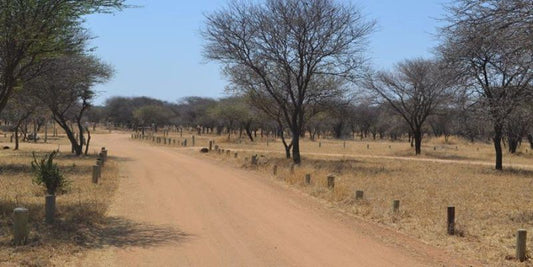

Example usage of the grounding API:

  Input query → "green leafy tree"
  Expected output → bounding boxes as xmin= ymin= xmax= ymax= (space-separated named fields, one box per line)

xmin=0 ymin=0 xmax=127 ymax=116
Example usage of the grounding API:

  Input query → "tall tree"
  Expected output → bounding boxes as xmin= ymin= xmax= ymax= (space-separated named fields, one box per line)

xmin=203 ymin=0 xmax=374 ymax=164
xmin=0 ymin=0 xmax=126 ymax=116
xmin=365 ymin=59 xmax=453 ymax=155
xmin=29 ymin=54 xmax=113 ymax=156
xmin=439 ymin=0 xmax=533 ymax=169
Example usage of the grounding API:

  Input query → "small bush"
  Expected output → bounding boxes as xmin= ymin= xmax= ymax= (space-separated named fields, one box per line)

xmin=31 ymin=151 xmax=68 ymax=195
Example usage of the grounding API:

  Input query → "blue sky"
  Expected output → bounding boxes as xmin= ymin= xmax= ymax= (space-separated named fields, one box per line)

xmin=85 ymin=0 xmax=448 ymax=105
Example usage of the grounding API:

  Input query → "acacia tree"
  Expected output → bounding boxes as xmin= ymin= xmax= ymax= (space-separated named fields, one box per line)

xmin=2 ymin=88 xmax=45 ymax=150
xmin=0 ymin=0 xmax=126 ymax=116
xmin=29 ymin=55 xmax=113 ymax=156
xmin=365 ymin=59 xmax=453 ymax=155
xmin=203 ymin=0 xmax=374 ymax=164
xmin=439 ymin=0 xmax=533 ymax=169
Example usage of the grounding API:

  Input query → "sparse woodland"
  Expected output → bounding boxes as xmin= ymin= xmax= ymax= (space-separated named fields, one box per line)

xmin=0 ymin=0 xmax=532 ymax=265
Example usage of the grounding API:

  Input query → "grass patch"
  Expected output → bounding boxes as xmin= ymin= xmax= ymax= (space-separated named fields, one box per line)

xmin=0 ymin=140 xmax=120 ymax=266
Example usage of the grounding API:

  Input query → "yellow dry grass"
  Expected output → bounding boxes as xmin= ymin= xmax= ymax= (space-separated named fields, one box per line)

xmin=136 ymin=130 xmax=533 ymax=266
xmin=0 ymin=135 xmax=119 ymax=266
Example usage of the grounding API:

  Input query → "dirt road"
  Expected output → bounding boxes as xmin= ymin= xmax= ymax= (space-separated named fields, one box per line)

xmin=77 ymin=133 xmax=474 ymax=266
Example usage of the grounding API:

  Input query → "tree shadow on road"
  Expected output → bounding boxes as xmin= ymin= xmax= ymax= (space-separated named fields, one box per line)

xmin=70 ymin=216 xmax=191 ymax=249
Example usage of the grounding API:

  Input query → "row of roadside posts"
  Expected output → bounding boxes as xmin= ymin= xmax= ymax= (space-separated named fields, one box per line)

xmin=132 ymin=133 xmax=531 ymax=263
xmin=13 ymin=147 xmax=109 ymax=246
xmin=131 ymin=133 xmax=196 ymax=147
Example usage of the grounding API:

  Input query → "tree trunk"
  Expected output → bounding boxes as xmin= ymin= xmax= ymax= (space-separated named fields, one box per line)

xmin=291 ymin=130 xmax=301 ymax=164
xmin=414 ymin=128 xmax=422 ymax=155
xmin=14 ymin=127 xmax=19 ymax=150
xmin=84 ymin=128 xmax=91 ymax=156
xmin=493 ymin=125 xmax=503 ymax=170
xmin=279 ymin=126 xmax=292 ymax=159
xmin=245 ymin=125 xmax=254 ymax=142
xmin=527 ymin=133 xmax=533 ymax=149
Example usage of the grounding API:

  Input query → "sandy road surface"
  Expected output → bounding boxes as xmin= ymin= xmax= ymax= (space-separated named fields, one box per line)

xmin=76 ymin=133 xmax=475 ymax=266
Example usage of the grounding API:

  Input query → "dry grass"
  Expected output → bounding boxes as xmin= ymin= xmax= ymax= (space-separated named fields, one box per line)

xmin=0 ymin=135 xmax=119 ymax=266
xmin=134 ymin=130 xmax=533 ymax=167
xmin=136 ymin=130 xmax=533 ymax=266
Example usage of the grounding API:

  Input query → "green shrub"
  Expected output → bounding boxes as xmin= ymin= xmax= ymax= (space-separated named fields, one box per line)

xmin=31 ymin=151 xmax=68 ymax=195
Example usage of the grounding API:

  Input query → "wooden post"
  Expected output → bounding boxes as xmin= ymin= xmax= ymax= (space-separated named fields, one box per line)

xmin=343 ymin=141 xmax=346 ymax=149
xmin=192 ymin=135 xmax=195 ymax=146
xmin=184 ymin=139 xmax=188 ymax=147
xmin=319 ymin=142 xmax=322 ymax=148
xmin=367 ymin=144 xmax=370 ymax=150
xmin=234 ymin=152 xmax=238 ymax=158
xmin=209 ymin=141 xmax=213 ymax=151
xmin=355 ymin=190 xmax=364 ymax=199
xmin=226 ymin=150 xmax=230 ymax=156
xmin=92 ymin=165 xmax=100 ymax=184
xmin=392 ymin=200 xmax=400 ymax=213
xmin=517 ymin=229 xmax=527 ymax=262
xmin=305 ymin=174 xmax=311 ymax=185
xmin=273 ymin=165 xmax=277 ymax=175
xmin=44 ymin=123 xmax=48 ymax=143
xmin=447 ymin=206 xmax=455 ymax=235
xmin=327 ymin=175 xmax=335 ymax=189
xmin=251 ymin=155 xmax=258 ymax=165
xmin=13 ymin=207 xmax=29 ymax=245
xmin=45 ymin=194 xmax=55 ymax=224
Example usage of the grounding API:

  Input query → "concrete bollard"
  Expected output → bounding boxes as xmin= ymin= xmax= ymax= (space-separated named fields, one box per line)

xmin=355 ymin=190 xmax=364 ymax=199
xmin=13 ymin=207 xmax=29 ymax=245
xmin=305 ymin=174 xmax=311 ymax=185
xmin=273 ymin=165 xmax=278 ymax=175
xmin=392 ymin=200 xmax=400 ymax=213
xmin=327 ymin=175 xmax=335 ymax=189
xmin=447 ymin=206 xmax=455 ymax=235
xmin=45 ymin=194 xmax=55 ymax=224
xmin=517 ymin=229 xmax=527 ymax=262
xmin=92 ymin=165 xmax=100 ymax=184
xmin=101 ymin=148 xmax=108 ymax=162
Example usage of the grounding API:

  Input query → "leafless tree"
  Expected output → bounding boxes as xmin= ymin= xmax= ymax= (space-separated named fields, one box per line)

xmin=203 ymin=0 xmax=374 ymax=164
xmin=365 ymin=58 xmax=453 ymax=155
xmin=439 ymin=0 xmax=533 ymax=169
